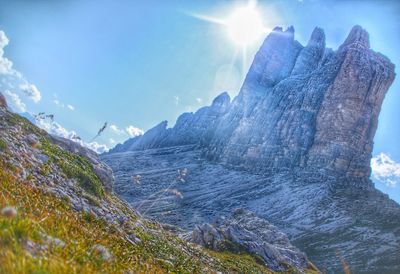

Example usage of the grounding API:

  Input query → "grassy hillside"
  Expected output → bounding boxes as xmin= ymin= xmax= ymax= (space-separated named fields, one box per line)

xmin=0 ymin=107 xmax=318 ymax=274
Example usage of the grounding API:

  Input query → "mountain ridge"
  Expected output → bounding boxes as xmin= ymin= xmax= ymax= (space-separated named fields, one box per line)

xmin=102 ymin=25 xmax=400 ymax=273
xmin=107 ymin=25 xmax=395 ymax=182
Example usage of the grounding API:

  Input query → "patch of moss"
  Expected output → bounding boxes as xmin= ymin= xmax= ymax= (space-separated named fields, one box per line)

xmin=41 ymin=139 xmax=104 ymax=198
xmin=0 ymin=139 xmax=7 ymax=152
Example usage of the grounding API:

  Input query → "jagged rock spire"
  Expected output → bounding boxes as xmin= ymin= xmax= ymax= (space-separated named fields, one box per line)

xmin=211 ymin=91 xmax=230 ymax=110
xmin=243 ymin=26 xmax=303 ymax=89
xmin=291 ymin=27 xmax=326 ymax=75
xmin=110 ymin=25 xmax=395 ymax=180
xmin=340 ymin=25 xmax=370 ymax=49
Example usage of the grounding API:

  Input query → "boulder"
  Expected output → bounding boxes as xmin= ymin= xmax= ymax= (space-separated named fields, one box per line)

xmin=189 ymin=209 xmax=310 ymax=272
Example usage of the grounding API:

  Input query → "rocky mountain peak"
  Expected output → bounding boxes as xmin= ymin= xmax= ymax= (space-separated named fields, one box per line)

xmin=245 ymin=25 xmax=302 ymax=88
xmin=107 ymin=25 xmax=395 ymax=182
xmin=340 ymin=25 xmax=370 ymax=49
xmin=102 ymin=25 xmax=400 ymax=273
xmin=211 ymin=91 xmax=230 ymax=109
xmin=308 ymin=26 xmax=325 ymax=47
xmin=291 ymin=26 xmax=325 ymax=75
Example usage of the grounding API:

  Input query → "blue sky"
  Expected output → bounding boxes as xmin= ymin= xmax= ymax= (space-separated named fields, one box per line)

xmin=0 ymin=0 xmax=399 ymax=202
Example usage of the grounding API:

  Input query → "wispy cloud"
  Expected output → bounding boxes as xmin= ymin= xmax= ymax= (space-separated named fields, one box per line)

xmin=196 ymin=97 xmax=203 ymax=104
xmin=53 ymin=99 xmax=64 ymax=107
xmin=53 ymin=98 xmax=75 ymax=111
xmin=110 ymin=124 xmax=125 ymax=135
xmin=19 ymin=83 xmax=41 ymax=103
xmin=0 ymin=31 xmax=12 ymax=74
xmin=110 ymin=124 xmax=143 ymax=137
xmin=174 ymin=95 xmax=180 ymax=105
xmin=126 ymin=125 xmax=144 ymax=137
xmin=4 ymin=90 xmax=26 ymax=112
xmin=371 ymin=153 xmax=400 ymax=188
xmin=0 ymin=30 xmax=41 ymax=104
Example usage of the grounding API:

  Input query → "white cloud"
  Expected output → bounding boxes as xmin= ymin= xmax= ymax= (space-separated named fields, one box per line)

xmin=110 ymin=124 xmax=124 ymax=135
xmin=85 ymin=142 xmax=108 ymax=154
xmin=53 ymin=98 xmax=75 ymax=111
xmin=19 ymin=83 xmax=41 ymax=103
xmin=0 ymin=31 xmax=13 ymax=75
xmin=53 ymin=99 xmax=64 ymax=107
xmin=371 ymin=153 xmax=400 ymax=188
xmin=196 ymin=97 xmax=203 ymax=104
xmin=109 ymin=138 xmax=115 ymax=144
xmin=110 ymin=124 xmax=143 ymax=137
xmin=0 ymin=30 xmax=41 ymax=104
xmin=174 ymin=95 xmax=180 ymax=105
xmin=36 ymin=118 xmax=108 ymax=154
xmin=126 ymin=125 xmax=144 ymax=137
xmin=4 ymin=90 xmax=26 ymax=112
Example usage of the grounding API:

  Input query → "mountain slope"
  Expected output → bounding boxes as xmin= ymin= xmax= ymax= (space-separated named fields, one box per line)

xmin=103 ymin=25 xmax=400 ymax=273
xmin=0 ymin=98 xmax=317 ymax=273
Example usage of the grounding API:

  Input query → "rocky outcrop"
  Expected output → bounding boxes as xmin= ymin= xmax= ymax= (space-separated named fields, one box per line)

xmin=49 ymin=134 xmax=114 ymax=192
xmin=189 ymin=209 xmax=311 ymax=272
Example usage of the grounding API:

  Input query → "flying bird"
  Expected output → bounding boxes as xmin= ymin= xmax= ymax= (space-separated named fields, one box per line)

xmin=91 ymin=122 xmax=108 ymax=141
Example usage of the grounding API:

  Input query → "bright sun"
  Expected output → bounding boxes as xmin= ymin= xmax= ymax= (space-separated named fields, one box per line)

xmin=226 ymin=6 xmax=266 ymax=47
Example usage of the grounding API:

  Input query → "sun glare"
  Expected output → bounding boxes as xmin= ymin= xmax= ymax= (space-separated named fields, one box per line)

xmin=226 ymin=5 xmax=266 ymax=47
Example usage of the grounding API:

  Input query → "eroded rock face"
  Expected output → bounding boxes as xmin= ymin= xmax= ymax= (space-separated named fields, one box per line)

xmin=205 ymin=25 xmax=394 ymax=179
xmin=102 ymin=25 xmax=400 ymax=273
xmin=106 ymin=92 xmax=231 ymax=153
xmin=108 ymin=25 xmax=395 ymax=181
xmin=189 ymin=209 xmax=310 ymax=272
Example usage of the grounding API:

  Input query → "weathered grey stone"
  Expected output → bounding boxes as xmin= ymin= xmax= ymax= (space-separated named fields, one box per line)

xmin=49 ymin=134 xmax=114 ymax=192
xmin=109 ymin=25 xmax=395 ymax=181
xmin=190 ymin=209 xmax=309 ymax=272
xmin=92 ymin=244 xmax=112 ymax=261
xmin=102 ymin=25 xmax=400 ymax=273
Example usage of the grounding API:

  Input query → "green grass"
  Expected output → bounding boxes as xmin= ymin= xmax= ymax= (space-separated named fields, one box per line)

xmin=0 ymin=138 xmax=7 ymax=152
xmin=41 ymin=139 xmax=105 ymax=198
xmin=0 ymin=156 xmax=282 ymax=274
xmin=0 ymin=110 xmax=319 ymax=273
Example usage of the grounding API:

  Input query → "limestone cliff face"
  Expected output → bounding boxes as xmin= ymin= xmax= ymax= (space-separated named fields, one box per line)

xmin=306 ymin=26 xmax=395 ymax=178
xmin=103 ymin=25 xmax=399 ymax=274
xmin=205 ymin=25 xmax=394 ymax=179
xmin=107 ymin=25 xmax=395 ymax=181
